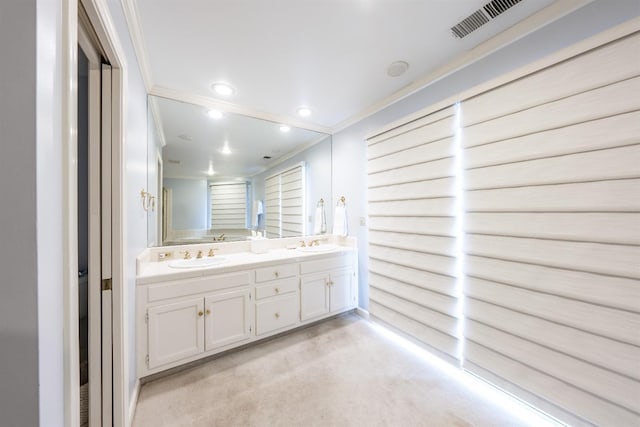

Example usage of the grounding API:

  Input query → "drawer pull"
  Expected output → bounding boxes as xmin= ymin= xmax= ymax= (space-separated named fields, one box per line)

xmin=274 ymin=312 xmax=280 ymax=319
xmin=275 ymin=287 xmax=280 ymax=294
xmin=206 ymin=309 xmax=211 ymax=315
xmin=198 ymin=311 xmax=204 ymax=317
xmin=274 ymin=271 xmax=279 ymax=278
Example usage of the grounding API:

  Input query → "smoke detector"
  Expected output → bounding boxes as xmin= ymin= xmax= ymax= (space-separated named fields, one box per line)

xmin=387 ymin=61 xmax=409 ymax=77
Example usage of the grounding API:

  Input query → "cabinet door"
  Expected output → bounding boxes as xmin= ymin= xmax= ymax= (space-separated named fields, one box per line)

xmin=204 ymin=289 xmax=251 ymax=351
xmin=330 ymin=268 xmax=354 ymax=313
xmin=300 ymin=273 xmax=330 ymax=321
xmin=148 ymin=298 xmax=204 ymax=369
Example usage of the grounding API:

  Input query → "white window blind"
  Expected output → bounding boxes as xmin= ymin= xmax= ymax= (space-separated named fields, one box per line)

xmin=460 ymin=32 xmax=640 ymax=426
xmin=265 ymin=163 xmax=305 ymax=238
xmin=367 ymin=105 xmax=463 ymax=364
xmin=209 ymin=183 xmax=247 ymax=230
xmin=367 ymin=29 xmax=640 ymax=427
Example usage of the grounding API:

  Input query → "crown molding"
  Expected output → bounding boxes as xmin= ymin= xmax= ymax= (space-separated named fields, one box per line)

xmin=120 ymin=0 xmax=154 ymax=91
xmin=331 ymin=0 xmax=594 ymax=135
xmin=149 ymin=85 xmax=333 ymax=135
xmin=147 ymin=95 xmax=167 ymax=147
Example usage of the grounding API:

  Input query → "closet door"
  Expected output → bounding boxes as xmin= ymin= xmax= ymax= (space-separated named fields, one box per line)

xmin=366 ymin=105 xmax=462 ymax=364
xmin=461 ymin=32 xmax=640 ymax=426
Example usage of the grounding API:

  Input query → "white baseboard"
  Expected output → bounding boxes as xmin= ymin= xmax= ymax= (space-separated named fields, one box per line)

xmin=356 ymin=307 xmax=370 ymax=319
xmin=128 ymin=379 xmax=141 ymax=427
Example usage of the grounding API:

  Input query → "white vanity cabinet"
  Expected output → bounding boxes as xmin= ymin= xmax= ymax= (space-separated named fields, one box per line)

xmin=300 ymin=254 xmax=355 ymax=321
xmin=137 ymin=247 xmax=358 ymax=377
xmin=139 ymin=270 xmax=252 ymax=372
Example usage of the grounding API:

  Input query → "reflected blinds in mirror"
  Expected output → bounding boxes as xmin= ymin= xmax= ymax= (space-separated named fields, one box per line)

xmin=265 ymin=175 xmax=280 ymax=238
xmin=265 ymin=163 xmax=305 ymax=238
xmin=209 ymin=183 xmax=248 ymax=230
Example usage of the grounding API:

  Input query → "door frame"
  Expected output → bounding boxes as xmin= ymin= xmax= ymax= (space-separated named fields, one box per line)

xmin=63 ymin=0 xmax=128 ymax=425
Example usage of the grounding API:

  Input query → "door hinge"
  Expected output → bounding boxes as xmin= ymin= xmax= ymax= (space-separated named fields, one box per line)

xmin=102 ymin=278 xmax=112 ymax=291
xmin=249 ymin=293 xmax=252 ymax=301
xmin=145 ymin=354 xmax=149 ymax=367
xmin=249 ymin=325 xmax=252 ymax=333
xmin=145 ymin=311 xmax=149 ymax=323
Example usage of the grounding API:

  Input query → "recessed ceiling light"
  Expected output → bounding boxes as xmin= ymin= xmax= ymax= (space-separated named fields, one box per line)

xmin=221 ymin=142 xmax=231 ymax=155
xmin=208 ymin=161 xmax=215 ymax=176
xmin=211 ymin=82 xmax=236 ymax=97
xmin=296 ymin=107 xmax=312 ymax=117
xmin=207 ymin=109 xmax=223 ymax=119
xmin=387 ymin=60 xmax=409 ymax=77
xmin=279 ymin=125 xmax=291 ymax=133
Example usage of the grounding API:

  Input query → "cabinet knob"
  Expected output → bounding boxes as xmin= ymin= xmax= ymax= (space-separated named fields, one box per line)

xmin=274 ymin=312 xmax=280 ymax=319
xmin=206 ymin=309 xmax=211 ymax=315
xmin=274 ymin=271 xmax=279 ymax=278
xmin=275 ymin=287 xmax=280 ymax=294
xmin=198 ymin=311 xmax=204 ymax=317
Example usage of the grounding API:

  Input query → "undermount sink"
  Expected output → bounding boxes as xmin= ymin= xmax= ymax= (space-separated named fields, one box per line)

xmin=168 ymin=257 xmax=227 ymax=269
xmin=297 ymin=244 xmax=337 ymax=253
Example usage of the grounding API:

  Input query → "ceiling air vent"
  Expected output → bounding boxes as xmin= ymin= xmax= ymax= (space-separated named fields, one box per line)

xmin=451 ymin=0 xmax=524 ymax=39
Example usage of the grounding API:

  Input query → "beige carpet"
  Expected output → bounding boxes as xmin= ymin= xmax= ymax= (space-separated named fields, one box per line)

xmin=133 ymin=313 xmax=542 ymax=427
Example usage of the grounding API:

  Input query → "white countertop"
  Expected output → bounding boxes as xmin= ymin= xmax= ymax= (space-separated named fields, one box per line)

xmin=136 ymin=245 xmax=356 ymax=285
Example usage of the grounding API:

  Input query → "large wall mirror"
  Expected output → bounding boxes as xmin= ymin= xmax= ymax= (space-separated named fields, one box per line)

xmin=146 ymin=95 xmax=332 ymax=247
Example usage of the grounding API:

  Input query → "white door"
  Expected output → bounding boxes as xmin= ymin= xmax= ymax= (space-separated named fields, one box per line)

xmin=80 ymin=20 xmax=115 ymax=427
xmin=300 ymin=274 xmax=330 ymax=321
xmin=329 ymin=269 xmax=353 ymax=313
xmin=205 ymin=289 xmax=251 ymax=350
xmin=148 ymin=298 xmax=205 ymax=369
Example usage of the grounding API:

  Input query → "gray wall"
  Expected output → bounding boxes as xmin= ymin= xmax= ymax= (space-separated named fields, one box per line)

xmin=0 ymin=2 xmax=40 ymax=425
xmin=0 ymin=0 xmax=65 ymax=425
xmin=332 ymin=0 xmax=640 ymax=309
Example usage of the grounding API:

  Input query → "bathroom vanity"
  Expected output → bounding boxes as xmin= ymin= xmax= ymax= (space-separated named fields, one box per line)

xmin=136 ymin=237 xmax=358 ymax=377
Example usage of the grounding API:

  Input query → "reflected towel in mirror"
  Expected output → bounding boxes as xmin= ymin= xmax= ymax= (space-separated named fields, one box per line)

xmin=252 ymin=199 xmax=264 ymax=228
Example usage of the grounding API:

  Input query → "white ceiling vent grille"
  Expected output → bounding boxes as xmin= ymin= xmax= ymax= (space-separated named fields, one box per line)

xmin=451 ymin=0 xmax=524 ymax=38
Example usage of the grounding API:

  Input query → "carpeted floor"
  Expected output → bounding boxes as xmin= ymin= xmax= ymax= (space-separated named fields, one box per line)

xmin=132 ymin=313 xmax=545 ymax=427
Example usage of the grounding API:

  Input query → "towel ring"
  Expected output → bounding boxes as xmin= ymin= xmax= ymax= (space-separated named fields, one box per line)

xmin=337 ymin=196 xmax=346 ymax=206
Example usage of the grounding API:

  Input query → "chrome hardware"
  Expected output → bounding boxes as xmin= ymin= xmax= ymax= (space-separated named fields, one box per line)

xmin=198 ymin=311 xmax=204 ymax=317
xmin=206 ymin=309 xmax=211 ymax=315
xmin=196 ymin=250 xmax=203 ymax=259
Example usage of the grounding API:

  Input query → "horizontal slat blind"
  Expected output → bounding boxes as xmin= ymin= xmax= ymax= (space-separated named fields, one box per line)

xmin=367 ymin=105 xmax=462 ymax=363
xmin=210 ymin=183 xmax=247 ymax=229
xmin=265 ymin=164 xmax=305 ymax=238
xmin=281 ymin=165 xmax=304 ymax=237
xmin=462 ymin=31 xmax=640 ymax=427
xmin=264 ymin=175 xmax=280 ymax=238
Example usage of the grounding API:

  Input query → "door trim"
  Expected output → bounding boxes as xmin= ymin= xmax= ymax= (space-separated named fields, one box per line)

xmin=64 ymin=0 xmax=129 ymax=425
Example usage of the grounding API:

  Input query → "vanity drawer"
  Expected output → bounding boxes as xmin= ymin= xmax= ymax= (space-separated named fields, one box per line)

xmin=300 ymin=252 xmax=353 ymax=275
xmin=255 ymin=263 xmax=298 ymax=283
xmin=255 ymin=294 xmax=299 ymax=336
xmin=255 ymin=277 xmax=298 ymax=300
xmin=146 ymin=271 xmax=251 ymax=303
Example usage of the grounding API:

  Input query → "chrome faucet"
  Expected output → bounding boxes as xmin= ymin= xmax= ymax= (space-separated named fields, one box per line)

xmin=183 ymin=250 xmax=191 ymax=260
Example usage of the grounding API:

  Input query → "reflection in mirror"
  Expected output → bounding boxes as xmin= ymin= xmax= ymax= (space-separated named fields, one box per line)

xmin=147 ymin=95 xmax=332 ymax=247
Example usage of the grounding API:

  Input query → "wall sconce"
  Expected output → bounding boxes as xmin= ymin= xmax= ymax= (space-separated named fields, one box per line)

xmin=140 ymin=189 xmax=155 ymax=212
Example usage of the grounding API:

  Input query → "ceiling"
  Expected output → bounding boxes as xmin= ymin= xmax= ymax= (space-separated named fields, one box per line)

xmin=125 ymin=1 xmax=586 ymax=179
